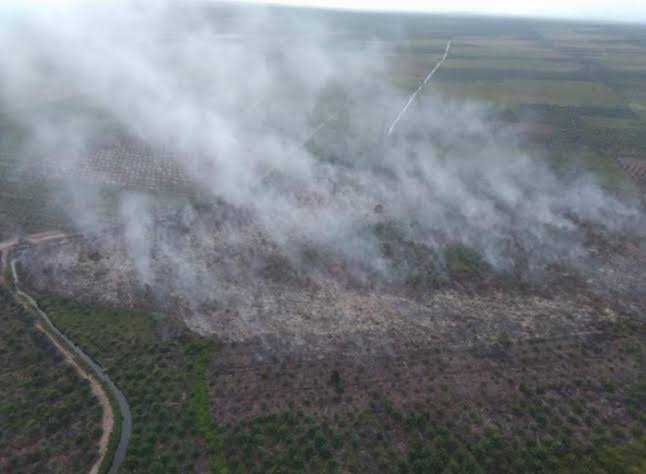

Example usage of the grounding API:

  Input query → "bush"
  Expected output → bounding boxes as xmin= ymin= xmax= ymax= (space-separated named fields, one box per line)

xmin=444 ymin=244 xmax=487 ymax=275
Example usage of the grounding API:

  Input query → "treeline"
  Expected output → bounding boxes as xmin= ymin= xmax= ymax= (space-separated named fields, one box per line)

xmin=512 ymin=104 xmax=638 ymax=120
xmin=434 ymin=66 xmax=646 ymax=83
xmin=496 ymin=104 xmax=646 ymax=154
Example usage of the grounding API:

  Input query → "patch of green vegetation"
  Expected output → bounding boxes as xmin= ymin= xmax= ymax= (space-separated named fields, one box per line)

xmin=432 ymin=80 xmax=623 ymax=107
xmin=622 ymin=87 xmax=646 ymax=121
xmin=546 ymin=150 xmax=635 ymax=192
xmin=99 ymin=391 xmax=122 ymax=474
xmin=0 ymin=287 xmax=102 ymax=473
xmin=217 ymin=319 xmax=646 ymax=473
xmin=222 ymin=398 xmax=646 ymax=473
xmin=535 ymin=29 xmax=622 ymax=43
xmin=630 ymin=103 xmax=646 ymax=122
xmin=329 ymin=369 xmax=343 ymax=395
xmin=598 ymin=437 xmax=646 ymax=473
xmin=40 ymin=297 xmax=220 ymax=473
xmin=390 ymin=37 xmax=452 ymax=54
xmin=372 ymin=220 xmax=406 ymax=242
xmin=591 ymin=53 xmax=646 ymax=73
xmin=450 ymin=40 xmax=563 ymax=60
xmin=223 ymin=411 xmax=342 ymax=473
xmin=0 ymin=179 xmax=73 ymax=238
xmin=444 ymin=244 xmax=487 ymax=275
xmin=442 ymin=58 xmax=579 ymax=73
xmin=190 ymin=342 xmax=228 ymax=473
xmin=583 ymin=116 xmax=641 ymax=130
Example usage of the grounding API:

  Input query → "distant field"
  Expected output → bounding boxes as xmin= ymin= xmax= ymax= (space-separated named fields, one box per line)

xmin=431 ymin=80 xmax=622 ymax=107
xmin=583 ymin=115 xmax=641 ymax=130
xmin=380 ymin=17 xmax=646 ymax=170
xmin=442 ymin=58 xmax=580 ymax=73
xmin=2 ymin=15 xmax=646 ymax=239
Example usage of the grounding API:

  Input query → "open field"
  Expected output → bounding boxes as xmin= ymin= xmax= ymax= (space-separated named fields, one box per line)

xmin=442 ymin=58 xmax=581 ymax=72
xmin=431 ymin=80 xmax=622 ymax=107
xmin=381 ymin=15 xmax=646 ymax=162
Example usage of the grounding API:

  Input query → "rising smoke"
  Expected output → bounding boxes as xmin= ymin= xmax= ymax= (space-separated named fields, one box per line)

xmin=0 ymin=0 xmax=642 ymax=291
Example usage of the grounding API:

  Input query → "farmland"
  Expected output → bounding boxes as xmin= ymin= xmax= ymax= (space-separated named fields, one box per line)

xmin=38 ymin=297 xmax=218 ymax=473
xmin=14 ymin=279 xmax=644 ymax=473
xmin=3 ymin=13 xmax=646 ymax=225
xmin=2 ymin=13 xmax=646 ymax=239
xmin=384 ymin=17 xmax=646 ymax=168
xmin=1 ymin=5 xmax=645 ymax=474
xmin=0 ymin=287 xmax=103 ymax=473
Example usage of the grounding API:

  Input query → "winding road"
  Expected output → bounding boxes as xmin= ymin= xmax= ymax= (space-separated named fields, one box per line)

xmin=1 ymin=235 xmax=131 ymax=474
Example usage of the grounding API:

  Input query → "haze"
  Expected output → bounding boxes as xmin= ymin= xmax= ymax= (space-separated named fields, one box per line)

xmin=235 ymin=0 xmax=646 ymax=23
xmin=1 ymin=2 xmax=646 ymax=473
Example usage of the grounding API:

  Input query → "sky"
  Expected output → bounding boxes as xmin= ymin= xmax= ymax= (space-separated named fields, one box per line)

xmin=232 ymin=0 xmax=646 ymax=23
xmin=3 ymin=1 xmax=646 ymax=23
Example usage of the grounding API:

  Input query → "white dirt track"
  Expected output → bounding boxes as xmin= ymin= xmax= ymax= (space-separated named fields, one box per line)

xmin=387 ymin=39 xmax=452 ymax=136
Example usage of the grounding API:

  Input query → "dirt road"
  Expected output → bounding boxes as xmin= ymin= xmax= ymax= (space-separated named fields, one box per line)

xmin=0 ymin=239 xmax=17 ymax=285
xmin=3 ymin=234 xmax=132 ymax=474
xmin=0 ymin=232 xmax=69 ymax=284
xmin=35 ymin=320 xmax=113 ymax=474
xmin=387 ymin=39 xmax=452 ymax=135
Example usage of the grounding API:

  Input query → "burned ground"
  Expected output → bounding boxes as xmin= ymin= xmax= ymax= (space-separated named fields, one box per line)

xmin=13 ymin=195 xmax=644 ymax=349
xmin=617 ymin=156 xmax=646 ymax=190
xmin=11 ymin=198 xmax=645 ymax=472
xmin=215 ymin=318 xmax=645 ymax=472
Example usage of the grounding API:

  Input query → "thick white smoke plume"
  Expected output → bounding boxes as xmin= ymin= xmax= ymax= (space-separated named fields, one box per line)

xmin=0 ymin=0 xmax=642 ymax=285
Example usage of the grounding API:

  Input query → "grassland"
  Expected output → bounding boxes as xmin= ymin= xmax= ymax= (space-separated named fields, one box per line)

xmin=432 ymin=80 xmax=622 ymax=107
xmin=0 ymin=287 xmax=102 ymax=473
xmin=442 ymin=58 xmax=580 ymax=72
xmin=384 ymin=15 xmax=646 ymax=168
xmin=582 ymin=116 xmax=641 ymax=130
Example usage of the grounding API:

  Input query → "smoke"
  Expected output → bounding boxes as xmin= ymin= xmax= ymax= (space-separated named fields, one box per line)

xmin=120 ymin=193 xmax=154 ymax=283
xmin=0 ymin=0 xmax=642 ymax=291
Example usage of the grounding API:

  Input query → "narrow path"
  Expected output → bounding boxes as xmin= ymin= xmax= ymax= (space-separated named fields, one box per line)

xmin=257 ymin=112 xmax=339 ymax=184
xmin=0 ymin=239 xmax=17 ymax=285
xmin=0 ymin=233 xmax=70 ymax=284
xmin=387 ymin=39 xmax=452 ymax=136
xmin=33 ymin=319 xmax=113 ymax=474
xmin=3 ymin=237 xmax=132 ymax=474
xmin=298 ymin=113 xmax=338 ymax=148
